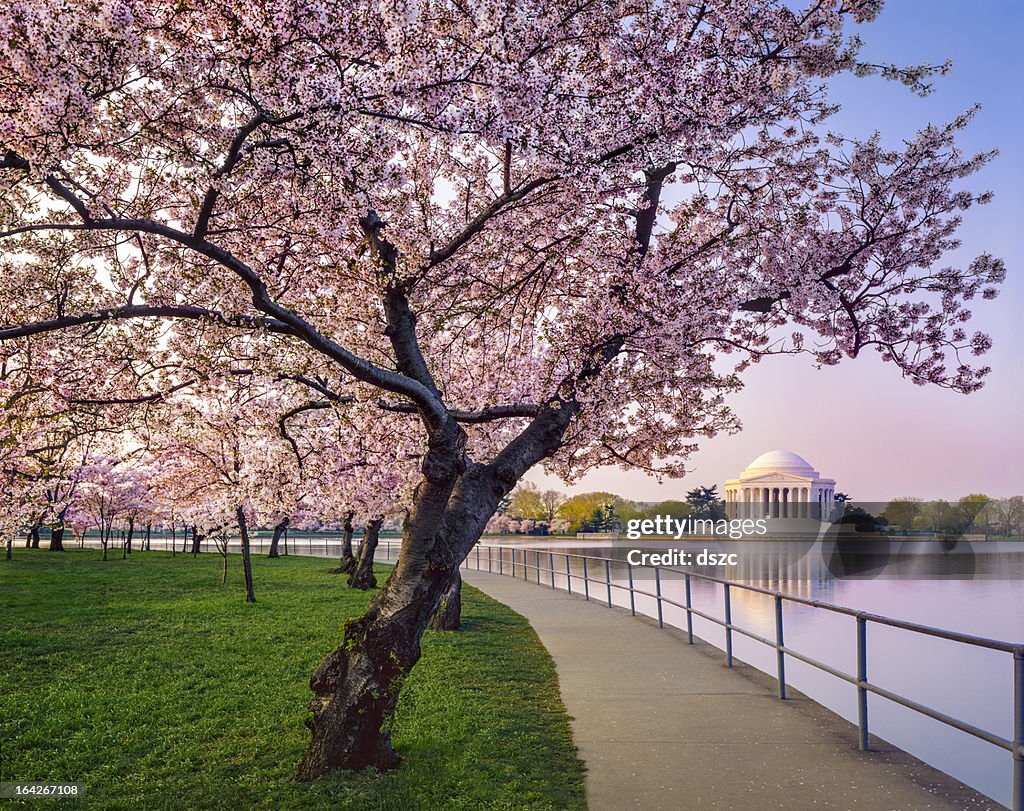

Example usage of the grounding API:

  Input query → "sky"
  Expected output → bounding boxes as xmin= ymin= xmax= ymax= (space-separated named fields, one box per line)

xmin=526 ymin=1 xmax=1024 ymax=503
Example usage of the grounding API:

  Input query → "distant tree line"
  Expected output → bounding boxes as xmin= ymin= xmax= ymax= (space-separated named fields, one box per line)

xmin=486 ymin=483 xmax=726 ymax=535
xmin=882 ymin=495 xmax=1023 ymax=537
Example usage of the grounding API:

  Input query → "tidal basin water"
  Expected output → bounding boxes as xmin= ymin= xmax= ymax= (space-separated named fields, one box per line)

xmin=482 ymin=538 xmax=1024 ymax=809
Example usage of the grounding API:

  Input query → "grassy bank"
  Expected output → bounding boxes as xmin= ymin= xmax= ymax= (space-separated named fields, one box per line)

xmin=0 ymin=550 xmax=585 ymax=810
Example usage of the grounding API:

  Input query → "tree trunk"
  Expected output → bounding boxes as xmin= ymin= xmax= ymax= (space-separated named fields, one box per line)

xmin=298 ymin=453 xmax=498 ymax=779
xmin=5 ymin=534 xmax=12 ymax=560
xmin=144 ymin=523 xmax=151 ymax=551
xmin=121 ymin=529 xmax=127 ymax=559
xmin=220 ymin=541 xmax=229 ymax=584
xmin=348 ymin=518 xmax=383 ymax=590
xmin=126 ymin=517 xmax=134 ymax=554
xmin=191 ymin=526 xmax=203 ymax=556
xmin=49 ymin=525 xmax=65 ymax=552
xmin=332 ymin=511 xmax=357 ymax=574
xmin=298 ymin=401 xmax=574 ymax=780
xmin=237 ymin=507 xmax=256 ymax=603
xmin=428 ymin=571 xmax=461 ymax=631
xmin=269 ymin=517 xmax=289 ymax=558
xmin=51 ymin=507 xmax=69 ymax=551
xmin=102 ymin=525 xmax=110 ymax=561
xmin=31 ymin=524 xmax=42 ymax=548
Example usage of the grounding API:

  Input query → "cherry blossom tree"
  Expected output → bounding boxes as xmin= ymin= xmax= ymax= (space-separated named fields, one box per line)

xmin=70 ymin=455 xmax=145 ymax=560
xmin=267 ymin=389 xmax=420 ymax=582
xmin=0 ymin=408 xmax=48 ymax=559
xmin=0 ymin=355 xmax=114 ymax=550
xmin=141 ymin=384 xmax=286 ymax=602
xmin=0 ymin=0 xmax=1006 ymax=777
xmin=484 ymin=515 xmax=515 ymax=535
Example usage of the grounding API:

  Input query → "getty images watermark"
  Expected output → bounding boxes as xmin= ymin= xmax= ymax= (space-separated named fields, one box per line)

xmin=625 ymin=516 xmax=769 ymax=541
xmin=616 ymin=503 xmax=987 ymax=579
xmin=623 ymin=515 xmax=768 ymax=567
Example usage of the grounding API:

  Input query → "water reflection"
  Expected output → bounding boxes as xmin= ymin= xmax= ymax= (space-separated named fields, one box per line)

xmin=480 ymin=539 xmax=1024 ymax=808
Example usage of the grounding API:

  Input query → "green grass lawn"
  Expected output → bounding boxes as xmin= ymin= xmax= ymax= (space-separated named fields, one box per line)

xmin=0 ymin=550 xmax=585 ymax=810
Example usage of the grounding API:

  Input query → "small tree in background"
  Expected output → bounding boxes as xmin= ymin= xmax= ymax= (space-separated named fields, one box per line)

xmin=686 ymin=486 xmax=726 ymax=520
xmin=882 ymin=498 xmax=923 ymax=533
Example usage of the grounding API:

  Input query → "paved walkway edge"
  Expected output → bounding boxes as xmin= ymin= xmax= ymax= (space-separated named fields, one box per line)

xmin=462 ymin=568 xmax=1001 ymax=810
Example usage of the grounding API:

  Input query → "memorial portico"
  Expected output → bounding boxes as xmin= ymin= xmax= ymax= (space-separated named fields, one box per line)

xmin=724 ymin=450 xmax=836 ymax=521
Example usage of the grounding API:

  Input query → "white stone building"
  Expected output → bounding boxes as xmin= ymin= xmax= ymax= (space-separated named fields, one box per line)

xmin=724 ymin=450 xmax=836 ymax=520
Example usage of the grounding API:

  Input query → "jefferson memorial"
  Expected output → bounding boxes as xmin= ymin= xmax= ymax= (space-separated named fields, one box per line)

xmin=724 ymin=450 xmax=836 ymax=520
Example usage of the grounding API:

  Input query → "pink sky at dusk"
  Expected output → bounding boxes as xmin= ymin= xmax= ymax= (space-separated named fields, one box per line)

xmin=527 ymin=1 xmax=1024 ymax=503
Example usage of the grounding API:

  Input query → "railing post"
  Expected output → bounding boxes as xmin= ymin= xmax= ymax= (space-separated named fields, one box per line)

xmin=857 ymin=615 xmax=869 ymax=751
xmin=628 ymin=563 xmax=635 ymax=616
xmin=498 ymin=547 xmax=503 ymax=575
xmin=605 ymin=559 xmax=612 ymax=607
xmin=477 ymin=545 xmax=481 ymax=570
xmin=536 ymin=551 xmax=541 ymax=584
xmin=1013 ymin=647 xmax=1023 ymax=811
xmin=655 ymin=567 xmax=664 ymax=628
xmin=550 ymin=552 xmax=556 ymax=588
xmin=583 ymin=557 xmax=590 ymax=601
xmin=724 ymin=583 xmax=733 ymax=667
xmin=775 ymin=594 xmax=786 ymax=700
xmin=511 ymin=549 xmax=515 ymax=578
xmin=684 ymin=573 xmax=693 ymax=643
xmin=566 ymin=555 xmax=572 ymax=594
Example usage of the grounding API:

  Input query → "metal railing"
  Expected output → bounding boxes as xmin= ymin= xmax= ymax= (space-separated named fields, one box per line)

xmin=464 ymin=543 xmax=1024 ymax=811
xmin=68 ymin=530 xmax=404 ymax=560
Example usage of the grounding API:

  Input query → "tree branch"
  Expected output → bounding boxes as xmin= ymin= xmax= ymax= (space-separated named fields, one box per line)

xmin=0 ymin=205 xmax=452 ymax=431
xmin=377 ymin=400 xmax=540 ymax=423
xmin=0 ymin=304 xmax=293 ymax=340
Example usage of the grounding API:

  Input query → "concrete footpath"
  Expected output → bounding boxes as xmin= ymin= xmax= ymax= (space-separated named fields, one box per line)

xmin=461 ymin=569 xmax=999 ymax=811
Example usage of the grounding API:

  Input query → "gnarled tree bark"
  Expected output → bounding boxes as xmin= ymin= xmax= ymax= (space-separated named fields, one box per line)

xmin=428 ymin=570 xmax=461 ymax=631
xmin=331 ymin=511 xmax=357 ymax=575
xmin=348 ymin=517 xmax=383 ymax=590
xmin=49 ymin=513 xmax=65 ymax=551
xmin=268 ymin=516 xmax=289 ymax=558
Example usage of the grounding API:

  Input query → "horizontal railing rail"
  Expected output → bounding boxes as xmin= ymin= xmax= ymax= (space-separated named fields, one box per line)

xmin=465 ymin=543 xmax=1024 ymax=811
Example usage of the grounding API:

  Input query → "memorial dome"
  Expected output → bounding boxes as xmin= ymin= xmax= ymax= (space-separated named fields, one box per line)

xmin=743 ymin=450 xmax=817 ymax=476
